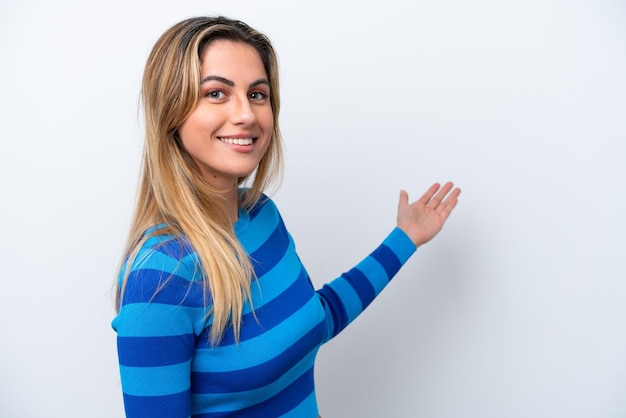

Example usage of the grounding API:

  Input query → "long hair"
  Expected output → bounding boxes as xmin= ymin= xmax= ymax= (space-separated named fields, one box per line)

xmin=116 ymin=16 xmax=283 ymax=345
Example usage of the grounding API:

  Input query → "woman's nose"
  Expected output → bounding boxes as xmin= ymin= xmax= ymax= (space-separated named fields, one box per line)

xmin=230 ymin=95 xmax=256 ymax=126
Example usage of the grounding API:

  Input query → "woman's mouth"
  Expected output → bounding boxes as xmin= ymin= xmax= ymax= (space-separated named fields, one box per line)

xmin=218 ymin=137 xmax=255 ymax=146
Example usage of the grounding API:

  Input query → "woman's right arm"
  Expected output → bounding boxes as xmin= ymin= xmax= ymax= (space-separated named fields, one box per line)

xmin=112 ymin=243 xmax=205 ymax=418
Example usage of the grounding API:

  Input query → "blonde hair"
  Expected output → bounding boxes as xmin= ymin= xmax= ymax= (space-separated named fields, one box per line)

xmin=117 ymin=16 xmax=283 ymax=344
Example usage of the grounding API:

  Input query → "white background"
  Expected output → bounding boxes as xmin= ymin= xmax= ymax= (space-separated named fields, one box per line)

xmin=1 ymin=0 xmax=625 ymax=417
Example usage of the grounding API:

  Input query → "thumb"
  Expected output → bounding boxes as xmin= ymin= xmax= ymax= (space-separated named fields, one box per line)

xmin=398 ymin=189 xmax=409 ymax=210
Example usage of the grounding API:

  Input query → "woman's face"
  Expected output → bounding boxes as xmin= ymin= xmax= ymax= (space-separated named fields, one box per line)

xmin=178 ymin=40 xmax=273 ymax=190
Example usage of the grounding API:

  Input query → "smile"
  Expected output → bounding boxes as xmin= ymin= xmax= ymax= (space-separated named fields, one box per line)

xmin=219 ymin=137 xmax=255 ymax=145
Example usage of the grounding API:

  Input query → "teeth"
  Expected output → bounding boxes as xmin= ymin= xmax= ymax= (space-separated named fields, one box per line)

xmin=219 ymin=137 xmax=254 ymax=145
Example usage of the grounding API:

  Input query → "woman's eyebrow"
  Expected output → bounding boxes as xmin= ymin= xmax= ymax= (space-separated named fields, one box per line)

xmin=201 ymin=76 xmax=269 ymax=89
xmin=250 ymin=79 xmax=270 ymax=88
xmin=201 ymin=75 xmax=234 ymax=86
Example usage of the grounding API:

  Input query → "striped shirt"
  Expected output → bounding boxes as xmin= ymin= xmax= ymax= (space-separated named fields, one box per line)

xmin=112 ymin=196 xmax=416 ymax=417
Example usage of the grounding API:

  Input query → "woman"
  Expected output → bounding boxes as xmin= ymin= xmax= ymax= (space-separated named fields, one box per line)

xmin=112 ymin=16 xmax=460 ymax=418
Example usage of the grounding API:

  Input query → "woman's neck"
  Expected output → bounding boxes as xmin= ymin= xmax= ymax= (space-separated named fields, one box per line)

xmin=201 ymin=174 xmax=240 ymax=223
xmin=224 ymin=187 xmax=239 ymax=223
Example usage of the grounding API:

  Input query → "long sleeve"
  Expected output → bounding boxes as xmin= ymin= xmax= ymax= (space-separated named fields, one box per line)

xmin=112 ymin=197 xmax=418 ymax=417
xmin=112 ymin=236 xmax=206 ymax=418
xmin=317 ymin=227 xmax=416 ymax=341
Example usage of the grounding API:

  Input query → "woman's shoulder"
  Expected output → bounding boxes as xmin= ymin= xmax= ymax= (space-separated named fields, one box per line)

xmin=248 ymin=192 xmax=280 ymax=219
xmin=126 ymin=225 xmax=200 ymax=281
xmin=118 ymin=226 xmax=204 ymax=308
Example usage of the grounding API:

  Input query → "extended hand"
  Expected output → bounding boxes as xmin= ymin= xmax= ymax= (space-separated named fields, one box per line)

xmin=397 ymin=182 xmax=461 ymax=247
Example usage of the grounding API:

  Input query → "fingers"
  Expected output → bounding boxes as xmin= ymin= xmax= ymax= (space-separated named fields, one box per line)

xmin=436 ymin=185 xmax=461 ymax=219
xmin=428 ymin=182 xmax=454 ymax=207
xmin=416 ymin=183 xmax=441 ymax=206
xmin=406 ymin=182 xmax=461 ymax=210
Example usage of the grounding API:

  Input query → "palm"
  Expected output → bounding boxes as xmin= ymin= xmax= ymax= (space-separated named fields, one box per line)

xmin=397 ymin=182 xmax=461 ymax=247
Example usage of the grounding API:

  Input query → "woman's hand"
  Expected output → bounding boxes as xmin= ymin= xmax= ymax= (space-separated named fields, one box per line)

xmin=397 ymin=182 xmax=461 ymax=247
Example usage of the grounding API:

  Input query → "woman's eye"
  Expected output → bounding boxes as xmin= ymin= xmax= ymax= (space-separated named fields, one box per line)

xmin=249 ymin=91 xmax=267 ymax=100
xmin=206 ymin=90 xmax=225 ymax=99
